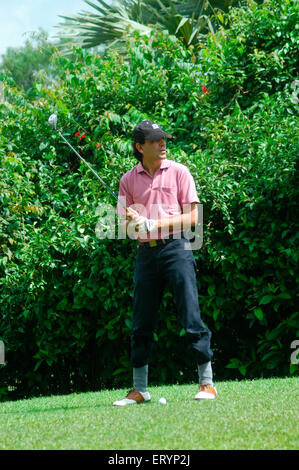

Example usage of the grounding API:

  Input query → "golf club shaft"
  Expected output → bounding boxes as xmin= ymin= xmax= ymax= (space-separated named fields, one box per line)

xmin=58 ymin=131 xmax=126 ymax=209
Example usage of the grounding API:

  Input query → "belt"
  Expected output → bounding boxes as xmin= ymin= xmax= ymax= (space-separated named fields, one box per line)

xmin=138 ymin=233 xmax=185 ymax=248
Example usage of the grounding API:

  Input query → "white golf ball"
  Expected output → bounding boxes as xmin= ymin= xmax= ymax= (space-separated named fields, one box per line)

xmin=158 ymin=397 xmax=167 ymax=405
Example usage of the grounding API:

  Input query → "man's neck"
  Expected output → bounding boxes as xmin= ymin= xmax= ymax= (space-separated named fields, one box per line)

xmin=142 ymin=158 xmax=164 ymax=176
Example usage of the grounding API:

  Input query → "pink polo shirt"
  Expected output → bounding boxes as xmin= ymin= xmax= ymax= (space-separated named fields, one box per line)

xmin=117 ymin=159 xmax=199 ymax=242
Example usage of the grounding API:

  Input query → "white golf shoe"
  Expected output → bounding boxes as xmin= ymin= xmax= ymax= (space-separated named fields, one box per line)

xmin=113 ymin=389 xmax=151 ymax=406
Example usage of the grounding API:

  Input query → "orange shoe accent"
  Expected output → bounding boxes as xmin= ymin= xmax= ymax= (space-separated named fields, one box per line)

xmin=198 ymin=383 xmax=217 ymax=397
xmin=195 ymin=382 xmax=218 ymax=400
xmin=125 ymin=389 xmax=146 ymax=403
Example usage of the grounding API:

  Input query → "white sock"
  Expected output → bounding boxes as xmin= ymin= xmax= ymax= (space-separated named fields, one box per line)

xmin=133 ymin=365 xmax=148 ymax=393
xmin=198 ymin=361 xmax=213 ymax=386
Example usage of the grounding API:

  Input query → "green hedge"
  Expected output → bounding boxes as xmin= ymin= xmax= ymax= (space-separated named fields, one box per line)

xmin=0 ymin=0 xmax=298 ymax=400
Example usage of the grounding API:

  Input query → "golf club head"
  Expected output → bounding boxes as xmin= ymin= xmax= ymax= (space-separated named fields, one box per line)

xmin=48 ymin=114 xmax=57 ymax=130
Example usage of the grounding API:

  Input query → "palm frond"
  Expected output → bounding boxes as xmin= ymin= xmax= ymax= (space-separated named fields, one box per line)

xmin=55 ymin=0 xmax=238 ymax=54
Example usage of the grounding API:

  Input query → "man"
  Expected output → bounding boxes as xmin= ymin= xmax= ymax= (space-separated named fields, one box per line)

xmin=113 ymin=120 xmax=217 ymax=406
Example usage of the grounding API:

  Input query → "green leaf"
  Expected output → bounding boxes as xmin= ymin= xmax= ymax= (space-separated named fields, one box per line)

xmin=277 ymin=292 xmax=291 ymax=299
xmin=225 ymin=358 xmax=240 ymax=369
xmin=33 ymin=359 xmax=43 ymax=372
xmin=208 ymin=285 xmax=215 ymax=296
xmin=96 ymin=328 xmax=106 ymax=338
xmin=112 ymin=368 xmax=127 ymax=376
xmin=213 ymin=308 xmax=220 ymax=321
xmin=259 ymin=295 xmax=273 ymax=305
xmin=253 ymin=308 xmax=264 ymax=321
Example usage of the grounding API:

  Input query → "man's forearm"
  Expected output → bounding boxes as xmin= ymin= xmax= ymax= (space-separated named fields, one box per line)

xmin=157 ymin=212 xmax=198 ymax=232
xmin=123 ymin=204 xmax=198 ymax=235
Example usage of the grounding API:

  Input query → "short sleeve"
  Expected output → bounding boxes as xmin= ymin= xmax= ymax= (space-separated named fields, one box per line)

xmin=178 ymin=167 xmax=200 ymax=206
xmin=116 ymin=175 xmax=133 ymax=216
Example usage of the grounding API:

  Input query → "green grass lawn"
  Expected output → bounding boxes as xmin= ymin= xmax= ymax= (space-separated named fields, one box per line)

xmin=0 ymin=377 xmax=298 ymax=450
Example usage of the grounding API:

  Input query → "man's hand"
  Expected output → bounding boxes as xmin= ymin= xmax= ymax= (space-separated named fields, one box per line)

xmin=134 ymin=217 xmax=157 ymax=233
xmin=126 ymin=207 xmax=140 ymax=222
xmin=126 ymin=208 xmax=157 ymax=234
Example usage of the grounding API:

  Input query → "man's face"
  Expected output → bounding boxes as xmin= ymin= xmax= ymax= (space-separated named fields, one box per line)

xmin=137 ymin=138 xmax=167 ymax=161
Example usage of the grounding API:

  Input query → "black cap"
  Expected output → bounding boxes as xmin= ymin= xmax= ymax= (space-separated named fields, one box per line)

xmin=133 ymin=120 xmax=172 ymax=142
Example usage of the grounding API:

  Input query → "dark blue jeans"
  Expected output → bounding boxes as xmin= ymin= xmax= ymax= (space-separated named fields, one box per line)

xmin=131 ymin=235 xmax=213 ymax=368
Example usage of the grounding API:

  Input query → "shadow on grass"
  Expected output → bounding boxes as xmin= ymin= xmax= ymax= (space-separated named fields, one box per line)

xmin=0 ymin=401 xmax=113 ymax=415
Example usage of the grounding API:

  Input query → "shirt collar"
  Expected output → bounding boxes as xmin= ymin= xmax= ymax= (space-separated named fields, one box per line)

xmin=137 ymin=159 xmax=171 ymax=173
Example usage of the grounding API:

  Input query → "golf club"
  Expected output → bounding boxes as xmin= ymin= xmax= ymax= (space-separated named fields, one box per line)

xmin=48 ymin=114 xmax=126 ymax=209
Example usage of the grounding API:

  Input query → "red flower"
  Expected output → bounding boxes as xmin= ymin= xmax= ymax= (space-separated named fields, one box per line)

xmin=80 ymin=133 xmax=86 ymax=141
xmin=96 ymin=143 xmax=101 ymax=148
xmin=74 ymin=131 xmax=80 ymax=137
xmin=202 ymin=85 xmax=210 ymax=94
